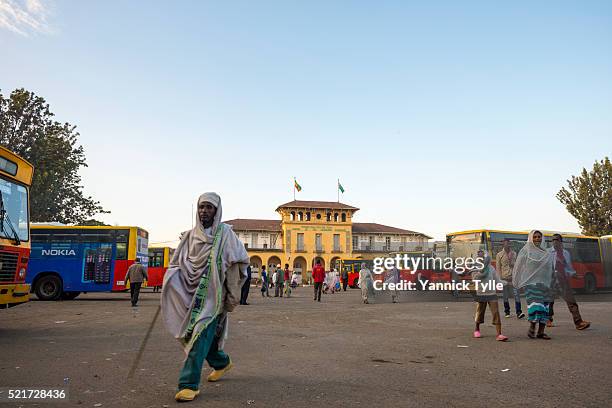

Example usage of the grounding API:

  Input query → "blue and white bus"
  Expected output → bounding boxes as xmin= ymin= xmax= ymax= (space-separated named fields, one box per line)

xmin=26 ymin=225 xmax=149 ymax=300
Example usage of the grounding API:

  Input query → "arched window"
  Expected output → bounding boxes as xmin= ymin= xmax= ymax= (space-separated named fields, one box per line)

xmin=334 ymin=213 xmax=339 ymax=222
xmin=306 ymin=212 xmax=311 ymax=221
xmin=298 ymin=212 xmax=303 ymax=221
xmin=290 ymin=211 xmax=295 ymax=221
xmin=341 ymin=213 xmax=346 ymax=222
xmin=326 ymin=213 xmax=331 ymax=221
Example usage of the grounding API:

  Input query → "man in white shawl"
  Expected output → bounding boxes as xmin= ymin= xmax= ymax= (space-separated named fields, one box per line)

xmin=385 ymin=266 xmax=401 ymax=303
xmin=162 ymin=192 xmax=249 ymax=402
xmin=358 ymin=262 xmax=374 ymax=304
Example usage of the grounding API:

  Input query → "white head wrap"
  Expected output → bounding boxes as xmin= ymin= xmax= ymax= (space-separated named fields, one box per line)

xmin=512 ymin=230 xmax=553 ymax=288
xmin=188 ymin=192 xmax=222 ymax=270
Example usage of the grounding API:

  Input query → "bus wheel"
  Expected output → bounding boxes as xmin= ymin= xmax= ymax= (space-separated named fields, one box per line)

xmin=583 ymin=274 xmax=596 ymax=294
xmin=35 ymin=275 xmax=63 ymax=301
xmin=61 ymin=291 xmax=81 ymax=300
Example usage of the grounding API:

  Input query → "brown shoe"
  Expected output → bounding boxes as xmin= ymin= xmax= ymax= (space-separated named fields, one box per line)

xmin=576 ymin=321 xmax=591 ymax=330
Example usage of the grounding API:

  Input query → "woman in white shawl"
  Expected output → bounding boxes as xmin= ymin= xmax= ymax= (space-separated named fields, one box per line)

xmin=358 ymin=262 xmax=374 ymax=304
xmin=162 ymin=193 xmax=249 ymax=401
xmin=512 ymin=230 xmax=554 ymax=340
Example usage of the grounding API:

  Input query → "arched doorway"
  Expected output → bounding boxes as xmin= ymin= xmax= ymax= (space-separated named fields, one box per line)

xmin=313 ymin=257 xmax=325 ymax=270
xmin=293 ymin=256 xmax=307 ymax=284
xmin=330 ymin=257 xmax=341 ymax=271
xmin=250 ymin=255 xmax=263 ymax=283
xmin=267 ymin=256 xmax=281 ymax=268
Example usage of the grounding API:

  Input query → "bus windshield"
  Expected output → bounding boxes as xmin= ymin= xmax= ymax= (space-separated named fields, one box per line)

xmin=0 ymin=178 xmax=29 ymax=242
xmin=447 ymin=232 xmax=484 ymax=259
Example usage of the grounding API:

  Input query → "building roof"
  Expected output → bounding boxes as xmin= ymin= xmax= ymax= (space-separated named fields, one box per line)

xmin=225 ymin=219 xmax=282 ymax=232
xmin=276 ymin=200 xmax=359 ymax=211
xmin=225 ymin=218 xmax=431 ymax=239
xmin=352 ymin=223 xmax=433 ymax=238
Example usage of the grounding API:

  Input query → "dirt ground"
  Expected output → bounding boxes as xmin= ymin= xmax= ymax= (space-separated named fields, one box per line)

xmin=1 ymin=286 xmax=611 ymax=407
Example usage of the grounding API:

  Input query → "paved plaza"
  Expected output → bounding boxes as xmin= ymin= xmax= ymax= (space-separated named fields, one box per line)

xmin=1 ymin=287 xmax=611 ymax=407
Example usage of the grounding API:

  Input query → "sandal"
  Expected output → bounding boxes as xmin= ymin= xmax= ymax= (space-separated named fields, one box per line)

xmin=496 ymin=334 xmax=509 ymax=342
xmin=537 ymin=333 xmax=551 ymax=340
xmin=527 ymin=326 xmax=536 ymax=339
xmin=473 ymin=330 xmax=481 ymax=338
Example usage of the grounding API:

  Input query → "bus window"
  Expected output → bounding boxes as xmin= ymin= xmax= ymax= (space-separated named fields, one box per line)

xmin=53 ymin=234 xmax=79 ymax=243
xmin=116 ymin=243 xmax=127 ymax=260
xmin=447 ymin=233 xmax=485 ymax=259
xmin=81 ymin=231 xmax=113 ymax=243
xmin=149 ymin=250 xmax=163 ymax=267
xmin=115 ymin=230 xmax=129 ymax=260
xmin=489 ymin=232 xmax=528 ymax=256
xmin=31 ymin=233 xmax=50 ymax=243
xmin=574 ymin=238 xmax=601 ymax=263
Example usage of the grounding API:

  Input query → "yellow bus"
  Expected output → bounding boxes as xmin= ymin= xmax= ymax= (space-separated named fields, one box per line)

xmin=0 ymin=146 xmax=34 ymax=308
xmin=446 ymin=229 xmax=609 ymax=293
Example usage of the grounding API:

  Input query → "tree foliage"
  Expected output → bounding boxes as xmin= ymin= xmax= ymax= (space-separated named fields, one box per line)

xmin=0 ymin=88 xmax=108 ymax=223
xmin=76 ymin=219 xmax=110 ymax=226
xmin=557 ymin=157 xmax=612 ymax=236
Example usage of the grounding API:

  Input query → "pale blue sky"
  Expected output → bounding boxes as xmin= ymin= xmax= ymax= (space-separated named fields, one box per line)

xmin=1 ymin=1 xmax=611 ymax=245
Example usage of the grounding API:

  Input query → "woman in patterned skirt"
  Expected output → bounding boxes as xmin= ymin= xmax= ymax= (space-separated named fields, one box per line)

xmin=513 ymin=230 xmax=554 ymax=339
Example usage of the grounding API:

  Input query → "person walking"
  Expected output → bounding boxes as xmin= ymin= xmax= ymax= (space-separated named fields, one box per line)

xmin=547 ymin=234 xmax=591 ymax=330
xmin=161 ymin=192 xmax=249 ymax=402
xmin=312 ymin=261 xmax=325 ymax=302
xmin=358 ymin=262 xmax=374 ymax=304
xmin=283 ymin=264 xmax=292 ymax=297
xmin=269 ymin=264 xmax=276 ymax=289
xmin=260 ymin=265 xmax=269 ymax=297
xmin=496 ymin=239 xmax=525 ymax=319
xmin=341 ymin=267 xmax=349 ymax=291
xmin=472 ymin=250 xmax=508 ymax=341
xmin=385 ymin=266 xmax=401 ymax=303
xmin=240 ymin=265 xmax=252 ymax=305
xmin=513 ymin=230 xmax=554 ymax=340
xmin=274 ymin=265 xmax=285 ymax=297
xmin=125 ymin=258 xmax=147 ymax=307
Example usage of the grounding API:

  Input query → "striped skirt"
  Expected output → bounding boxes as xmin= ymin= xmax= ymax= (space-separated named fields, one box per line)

xmin=525 ymin=284 xmax=551 ymax=324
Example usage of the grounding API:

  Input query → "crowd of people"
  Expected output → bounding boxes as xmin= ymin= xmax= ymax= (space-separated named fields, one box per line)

xmin=256 ymin=261 xmax=345 ymax=302
xmin=150 ymin=192 xmax=593 ymax=404
xmin=469 ymin=231 xmax=591 ymax=342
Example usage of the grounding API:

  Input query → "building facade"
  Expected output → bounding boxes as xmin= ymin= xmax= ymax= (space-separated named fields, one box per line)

xmin=225 ymin=200 xmax=431 ymax=281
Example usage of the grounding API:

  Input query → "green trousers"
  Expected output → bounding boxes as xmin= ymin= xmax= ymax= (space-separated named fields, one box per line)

xmin=178 ymin=316 xmax=230 ymax=390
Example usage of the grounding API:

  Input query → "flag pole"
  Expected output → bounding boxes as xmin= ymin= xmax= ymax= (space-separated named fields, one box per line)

xmin=337 ymin=178 xmax=339 ymax=202
xmin=293 ymin=176 xmax=296 ymax=201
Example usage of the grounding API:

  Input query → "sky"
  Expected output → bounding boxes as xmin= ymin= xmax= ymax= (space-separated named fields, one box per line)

xmin=1 ymin=0 xmax=611 ymax=246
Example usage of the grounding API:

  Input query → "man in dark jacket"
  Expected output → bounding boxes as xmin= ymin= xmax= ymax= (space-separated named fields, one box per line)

xmin=240 ymin=265 xmax=252 ymax=305
xmin=341 ymin=267 xmax=349 ymax=291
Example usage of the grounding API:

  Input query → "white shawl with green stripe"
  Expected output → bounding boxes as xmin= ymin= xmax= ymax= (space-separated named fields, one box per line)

xmin=161 ymin=193 xmax=249 ymax=355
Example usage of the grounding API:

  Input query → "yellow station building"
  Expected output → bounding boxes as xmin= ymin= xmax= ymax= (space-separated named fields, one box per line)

xmin=225 ymin=200 xmax=431 ymax=280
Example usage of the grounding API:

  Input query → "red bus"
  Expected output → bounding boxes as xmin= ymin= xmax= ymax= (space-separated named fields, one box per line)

xmin=147 ymin=246 xmax=174 ymax=288
xmin=338 ymin=258 xmax=372 ymax=288
xmin=0 ymin=146 xmax=33 ymax=308
xmin=446 ymin=229 xmax=609 ymax=293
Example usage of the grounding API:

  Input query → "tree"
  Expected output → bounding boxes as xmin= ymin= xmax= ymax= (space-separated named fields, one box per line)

xmin=557 ymin=157 xmax=612 ymax=236
xmin=76 ymin=219 xmax=110 ymax=226
xmin=0 ymin=88 xmax=109 ymax=223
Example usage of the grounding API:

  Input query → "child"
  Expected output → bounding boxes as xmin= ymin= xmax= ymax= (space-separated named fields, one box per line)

xmin=471 ymin=250 xmax=508 ymax=341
